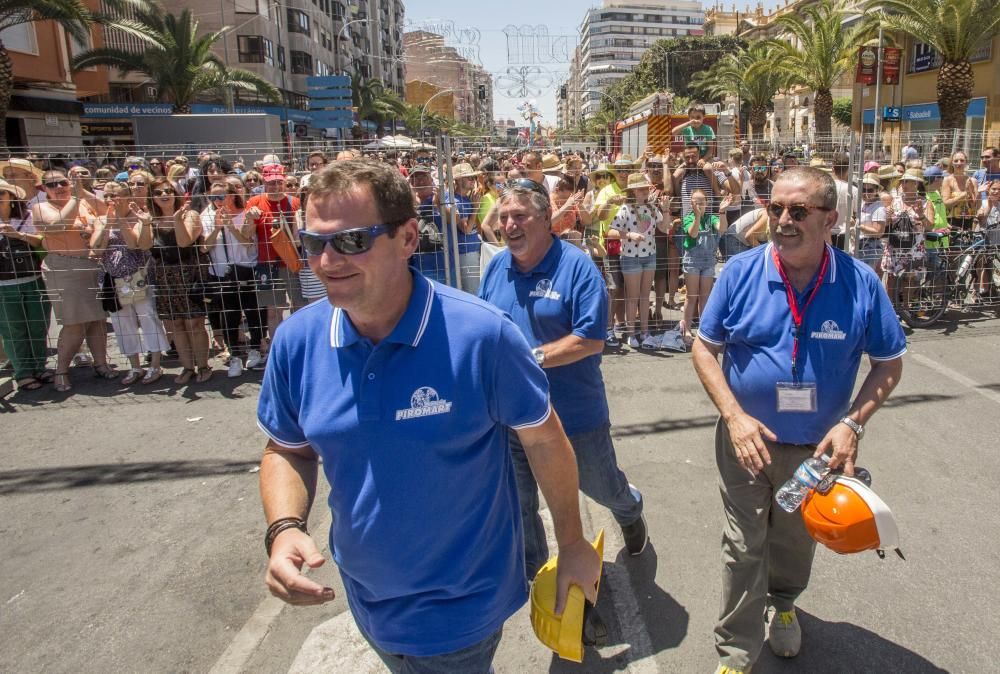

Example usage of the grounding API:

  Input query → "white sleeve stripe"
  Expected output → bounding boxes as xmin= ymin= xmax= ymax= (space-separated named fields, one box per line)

xmin=256 ymin=419 xmax=311 ymax=448
xmin=870 ymin=347 xmax=908 ymax=362
xmin=510 ymin=405 xmax=552 ymax=430
xmin=697 ymin=333 xmax=725 ymax=346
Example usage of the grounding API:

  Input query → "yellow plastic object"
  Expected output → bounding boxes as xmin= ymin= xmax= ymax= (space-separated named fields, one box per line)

xmin=529 ymin=529 xmax=605 ymax=663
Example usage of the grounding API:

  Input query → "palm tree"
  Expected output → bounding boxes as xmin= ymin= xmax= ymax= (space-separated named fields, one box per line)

xmin=0 ymin=0 xmax=113 ymax=146
xmin=691 ymin=42 xmax=789 ymax=142
xmin=71 ymin=1 xmax=279 ymax=113
xmin=864 ymin=0 xmax=1000 ymax=130
xmin=768 ymin=0 xmax=876 ymax=147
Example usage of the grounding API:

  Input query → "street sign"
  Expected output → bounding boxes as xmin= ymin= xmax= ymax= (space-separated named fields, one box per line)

xmin=882 ymin=106 xmax=901 ymax=122
xmin=308 ymin=75 xmax=353 ymax=129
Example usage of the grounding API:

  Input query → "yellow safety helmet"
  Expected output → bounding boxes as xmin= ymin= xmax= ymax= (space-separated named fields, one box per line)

xmin=529 ymin=529 xmax=606 ymax=663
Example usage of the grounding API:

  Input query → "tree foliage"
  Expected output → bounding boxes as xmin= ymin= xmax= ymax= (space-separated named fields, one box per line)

xmin=598 ymin=35 xmax=747 ymax=118
xmin=71 ymin=1 xmax=279 ymax=113
xmin=832 ymin=98 xmax=854 ymax=128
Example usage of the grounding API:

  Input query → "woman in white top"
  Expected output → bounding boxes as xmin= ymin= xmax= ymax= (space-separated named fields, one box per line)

xmin=610 ymin=173 xmax=663 ymax=349
xmin=858 ymin=174 xmax=887 ymax=273
xmin=200 ymin=178 xmax=264 ymax=377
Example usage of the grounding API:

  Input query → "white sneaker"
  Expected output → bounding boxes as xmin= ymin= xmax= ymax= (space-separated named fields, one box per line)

xmin=73 ymin=353 xmax=94 ymax=366
xmin=627 ymin=335 xmax=640 ymax=348
xmin=246 ymin=350 xmax=265 ymax=370
xmin=640 ymin=333 xmax=659 ymax=350
xmin=227 ymin=357 xmax=244 ymax=378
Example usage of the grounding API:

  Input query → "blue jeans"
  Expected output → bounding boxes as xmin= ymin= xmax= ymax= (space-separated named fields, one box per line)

xmin=359 ymin=623 xmax=502 ymax=674
xmin=510 ymin=423 xmax=643 ymax=577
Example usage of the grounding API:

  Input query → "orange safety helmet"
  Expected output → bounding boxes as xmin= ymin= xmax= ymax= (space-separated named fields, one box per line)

xmin=801 ymin=470 xmax=903 ymax=559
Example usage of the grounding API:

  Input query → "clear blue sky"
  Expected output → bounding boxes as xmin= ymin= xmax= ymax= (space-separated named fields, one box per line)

xmin=403 ymin=0 xmax=786 ymax=124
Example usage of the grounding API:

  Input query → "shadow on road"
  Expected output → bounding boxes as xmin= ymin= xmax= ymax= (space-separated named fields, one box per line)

xmin=549 ymin=544 xmax=689 ymax=673
xmin=0 ymin=459 xmax=260 ymax=495
xmin=753 ymin=608 xmax=947 ymax=673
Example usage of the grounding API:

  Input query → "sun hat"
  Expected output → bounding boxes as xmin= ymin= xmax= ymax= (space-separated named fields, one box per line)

xmin=862 ymin=174 xmax=882 ymax=188
xmin=899 ymin=168 xmax=925 ymax=184
xmin=0 ymin=157 xmax=43 ymax=182
xmin=540 ymin=153 xmax=564 ymax=174
xmin=876 ymin=165 xmax=898 ymax=181
xmin=625 ymin=173 xmax=653 ymax=190
xmin=613 ymin=156 xmax=635 ymax=170
xmin=591 ymin=163 xmax=618 ymax=183
xmin=864 ymin=161 xmax=881 ymax=173
xmin=451 ymin=162 xmax=481 ymax=180
xmin=0 ymin=178 xmax=26 ymax=200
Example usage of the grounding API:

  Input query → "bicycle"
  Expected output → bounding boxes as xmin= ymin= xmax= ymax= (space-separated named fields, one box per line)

xmin=894 ymin=230 xmax=996 ymax=328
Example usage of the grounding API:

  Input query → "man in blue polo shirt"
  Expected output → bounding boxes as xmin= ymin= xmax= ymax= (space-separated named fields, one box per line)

xmin=692 ymin=167 xmax=906 ymax=674
xmin=479 ymin=178 xmax=648 ymax=579
xmin=257 ymin=160 xmax=601 ymax=672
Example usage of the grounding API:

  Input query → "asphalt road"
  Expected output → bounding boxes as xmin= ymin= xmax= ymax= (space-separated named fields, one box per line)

xmin=2 ymin=306 xmax=999 ymax=673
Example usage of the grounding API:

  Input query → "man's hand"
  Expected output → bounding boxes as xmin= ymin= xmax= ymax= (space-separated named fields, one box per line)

xmin=264 ymin=528 xmax=336 ymax=606
xmin=246 ymin=206 xmax=263 ymax=223
xmin=725 ymin=412 xmax=777 ymax=475
xmin=553 ymin=536 xmax=602 ymax=615
xmin=814 ymin=422 xmax=859 ymax=476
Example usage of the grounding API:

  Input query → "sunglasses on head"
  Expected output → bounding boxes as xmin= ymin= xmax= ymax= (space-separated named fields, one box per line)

xmin=44 ymin=179 xmax=70 ymax=188
xmin=300 ymin=224 xmax=393 ymax=256
xmin=504 ymin=178 xmax=549 ymax=199
xmin=767 ymin=202 xmax=831 ymax=222
xmin=152 ymin=189 xmax=175 ymax=197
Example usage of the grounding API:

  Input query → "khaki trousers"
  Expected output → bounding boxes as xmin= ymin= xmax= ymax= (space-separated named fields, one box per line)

xmin=714 ymin=418 xmax=818 ymax=669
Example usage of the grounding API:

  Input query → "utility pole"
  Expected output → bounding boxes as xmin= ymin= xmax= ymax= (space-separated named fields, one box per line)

xmin=872 ymin=26 xmax=884 ymax=159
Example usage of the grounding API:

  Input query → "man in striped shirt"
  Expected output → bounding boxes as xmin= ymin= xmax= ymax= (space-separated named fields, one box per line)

xmin=673 ymin=143 xmax=723 ymax=217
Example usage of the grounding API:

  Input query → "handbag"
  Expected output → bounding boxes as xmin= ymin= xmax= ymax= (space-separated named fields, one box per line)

xmin=270 ymin=206 xmax=302 ymax=273
xmin=113 ymin=260 xmax=150 ymax=305
xmin=887 ymin=212 xmax=916 ymax=249
xmin=98 ymin=271 xmax=122 ymax=313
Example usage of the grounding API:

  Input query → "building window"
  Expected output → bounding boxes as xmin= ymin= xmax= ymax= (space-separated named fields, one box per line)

xmin=0 ymin=24 xmax=37 ymax=55
xmin=278 ymin=46 xmax=286 ymax=71
xmin=321 ymin=30 xmax=332 ymax=50
xmin=234 ymin=0 xmax=261 ymax=13
xmin=237 ymin=35 xmax=274 ymax=66
xmin=290 ymin=50 xmax=313 ymax=74
xmin=287 ymin=8 xmax=310 ymax=35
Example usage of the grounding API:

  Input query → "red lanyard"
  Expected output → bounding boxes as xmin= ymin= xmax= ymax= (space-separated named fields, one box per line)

xmin=771 ymin=246 xmax=830 ymax=377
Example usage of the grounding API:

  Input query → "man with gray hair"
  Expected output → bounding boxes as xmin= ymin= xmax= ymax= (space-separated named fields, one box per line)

xmin=479 ymin=178 xmax=649 ymax=578
xmin=257 ymin=160 xmax=600 ymax=672
xmin=692 ymin=167 xmax=906 ymax=674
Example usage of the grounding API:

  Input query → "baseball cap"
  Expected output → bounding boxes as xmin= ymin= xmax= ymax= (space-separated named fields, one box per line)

xmin=864 ymin=161 xmax=880 ymax=173
xmin=262 ymin=164 xmax=286 ymax=181
xmin=923 ymin=165 xmax=944 ymax=181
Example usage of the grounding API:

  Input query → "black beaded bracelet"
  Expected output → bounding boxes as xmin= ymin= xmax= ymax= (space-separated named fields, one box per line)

xmin=265 ymin=516 xmax=308 ymax=556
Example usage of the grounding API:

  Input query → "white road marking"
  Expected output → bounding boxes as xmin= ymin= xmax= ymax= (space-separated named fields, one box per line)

xmin=909 ymin=352 xmax=1000 ymax=406
xmin=208 ymin=508 xmax=333 ymax=674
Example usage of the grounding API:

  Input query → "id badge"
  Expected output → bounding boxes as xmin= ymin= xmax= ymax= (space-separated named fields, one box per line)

xmin=776 ymin=382 xmax=817 ymax=413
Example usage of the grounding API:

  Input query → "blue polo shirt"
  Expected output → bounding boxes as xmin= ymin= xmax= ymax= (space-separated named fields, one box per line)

xmin=699 ymin=244 xmax=907 ymax=445
xmin=479 ymin=237 xmax=610 ymax=436
xmin=257 ymin=271 xmax=551 ymax=656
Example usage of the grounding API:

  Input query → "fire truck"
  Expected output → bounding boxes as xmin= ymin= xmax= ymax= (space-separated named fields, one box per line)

xmin=613 ymin=92 xmax=737 ymax=159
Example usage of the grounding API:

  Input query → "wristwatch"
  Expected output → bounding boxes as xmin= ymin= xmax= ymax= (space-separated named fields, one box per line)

xmin=840 ymin=416 xmax=864 ymax=440
xmin=532 ymin=347 xmax=545 ymax=366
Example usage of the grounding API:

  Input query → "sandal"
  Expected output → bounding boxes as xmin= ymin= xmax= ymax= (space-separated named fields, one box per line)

xmin=175 ymin=368 xmax=195 ymax=384
xmin=15 ymin=376 xmax=43 ymax=391
xmin=53 ymin=371 xmax=72 ymax=393
xmin=121 ymin=368 xmax=145 ymax=386
xmin=36 ymin=369 xmax=56 ymax=384
xmin=195 ymin=366 xmax=213 ymax=383
xmin=94 ymin=364 xmax=118 ymax=380
xmin=142 ymin=366 xmax=163 ymax=385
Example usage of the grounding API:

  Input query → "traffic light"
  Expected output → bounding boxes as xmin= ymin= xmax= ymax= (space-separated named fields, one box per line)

xmin=560 ymin=85 xmax=567 ymax=100
xmin=478 ymin=85 xmax=487 ymax=101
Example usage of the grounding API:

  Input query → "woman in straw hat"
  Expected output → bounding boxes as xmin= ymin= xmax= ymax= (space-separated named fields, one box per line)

xmin=436 ymin=162 xmax=482 ymax=293
xmin=610 ymin=172 xmax=663 ymax=349
xmin=31 ymin=168 xmax=114 ymax=392
xmin=0 ymin=178 xmax=52 ymax=390
xmin=858 ymin=173 xmax=888 ymax=273
xmin=883 ymin=169 xmax=931 ymax=308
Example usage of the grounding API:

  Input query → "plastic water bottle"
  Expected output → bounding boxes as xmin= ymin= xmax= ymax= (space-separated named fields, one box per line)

xmin=775 ymin=455 xmax=831 ymax=513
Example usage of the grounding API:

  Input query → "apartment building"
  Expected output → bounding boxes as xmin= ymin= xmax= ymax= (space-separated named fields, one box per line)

xmin=403 ymin=31 xmax=493 ymax=129
xmin=83 ymin=0 xmax=404 ymax=142
xmin=576 ymin=0 xmax=704 ymax=120
xmin=0 ymin=1 xmax=110 ymax=148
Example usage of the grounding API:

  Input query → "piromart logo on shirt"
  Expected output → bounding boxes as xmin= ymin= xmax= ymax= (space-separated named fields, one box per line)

xmin=811 ymin=320 xmax=847 ymax=341
xmin=395 ymin=386 xmax=453 ymax=421
xmin=529 ymin=279 xmax=561 ymax=300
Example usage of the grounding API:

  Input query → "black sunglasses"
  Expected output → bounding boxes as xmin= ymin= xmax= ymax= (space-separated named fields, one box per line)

xmin=152 ymin=189 xmax=175 ymax=197
xmin=504 ymin=178 xmax=549 ymax=199
xmin=767 ymin=202 xmax=831 ymax=222
xmin=129 ymin=181 xmax=146 ymax=187
xmin=300 ymin=224 xmax=393 ymax=256
xmin=128 ymin=163 xmax=143 ymax=170
xmin=44 ymin=179 xmax=70 ymax=188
